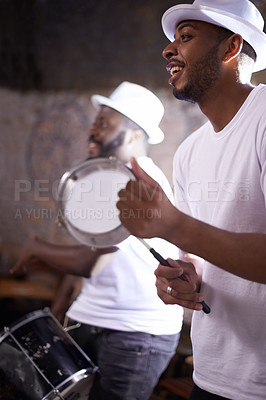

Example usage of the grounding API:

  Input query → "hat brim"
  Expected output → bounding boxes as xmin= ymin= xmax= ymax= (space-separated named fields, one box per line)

xmin=91 ymin=94 xmax=164 ymax=144
xmin=162 ymin=4 xmax=266 ymax=72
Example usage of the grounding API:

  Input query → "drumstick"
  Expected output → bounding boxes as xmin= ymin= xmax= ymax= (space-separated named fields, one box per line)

xmin=138 ymin=238 xmax=211 ymax=314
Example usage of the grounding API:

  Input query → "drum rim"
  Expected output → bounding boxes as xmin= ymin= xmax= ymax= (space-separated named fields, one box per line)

xmin=0 ymin=308 xmax=51 ymax=338
xmin=57 ymin=157 xmax=135 ymax=247
xmin=42 ymin=368 xmax=98 ymax=400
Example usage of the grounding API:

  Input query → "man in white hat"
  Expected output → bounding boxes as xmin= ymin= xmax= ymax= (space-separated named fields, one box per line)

xmin=12 ymin=82 xmax=183 ymax=400
xmin=117 ymin=1 xmax=266 ymax=399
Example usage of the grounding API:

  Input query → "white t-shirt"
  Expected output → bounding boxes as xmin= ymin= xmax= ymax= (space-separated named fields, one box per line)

xmin=67 ymin=156 xmax=183 ymax=335
xmin=173 ymin=84 xmax=266 ymax=399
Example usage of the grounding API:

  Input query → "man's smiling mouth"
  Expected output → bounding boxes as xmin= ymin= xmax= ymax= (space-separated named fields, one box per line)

xmin=170 ymin=65 xmax=184 ymax=75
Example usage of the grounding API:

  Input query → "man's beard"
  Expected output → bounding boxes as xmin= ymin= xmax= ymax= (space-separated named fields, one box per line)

xmin=173 ymin=43 xmax=221 ymax=104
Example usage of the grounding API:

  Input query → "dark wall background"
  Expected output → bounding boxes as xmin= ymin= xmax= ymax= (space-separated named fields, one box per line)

xmin=0 ymin=0 xmax=186 ymax=91
xmin=1 ymin=0 xmax=265 ymax=92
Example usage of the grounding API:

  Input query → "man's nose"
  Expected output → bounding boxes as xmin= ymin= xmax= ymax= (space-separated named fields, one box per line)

xmin=162 ymin=41 xmax=178 ymax=60
xmin=88 ymin=126 xmax=101 ymax=139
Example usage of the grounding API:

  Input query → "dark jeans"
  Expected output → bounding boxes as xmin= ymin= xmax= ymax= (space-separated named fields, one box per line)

xmin=189 ymin=384 xmax=231 ymax=400
xmin=70 ymin=323 xmax=179 ymax=400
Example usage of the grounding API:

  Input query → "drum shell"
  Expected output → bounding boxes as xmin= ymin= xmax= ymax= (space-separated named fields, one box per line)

xmin=0 ymin=308 xmax=98 ymax=400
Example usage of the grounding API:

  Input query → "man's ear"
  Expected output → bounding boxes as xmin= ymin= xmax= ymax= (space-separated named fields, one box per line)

xmin=223 ymin=33 xmax=243 ymax=63
xmin=129 ymin=129 xmax=144 ymax=143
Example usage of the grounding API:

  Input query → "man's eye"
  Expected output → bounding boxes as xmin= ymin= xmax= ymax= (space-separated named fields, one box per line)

xmin=98 ymin=121 xmax=108 ymax=129
xmin=181 ymin=34 xmax=192 ymax=41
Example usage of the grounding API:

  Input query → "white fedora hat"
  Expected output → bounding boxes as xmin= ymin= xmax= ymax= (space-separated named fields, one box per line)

xmin=91 ymin=81 xmax=165 ymax=144
xmin=162 ymin=0 xmax=266 ymax=72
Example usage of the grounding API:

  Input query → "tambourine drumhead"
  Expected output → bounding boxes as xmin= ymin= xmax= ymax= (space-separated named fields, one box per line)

xmin=57 ymin=157 xmax=135 ymax=247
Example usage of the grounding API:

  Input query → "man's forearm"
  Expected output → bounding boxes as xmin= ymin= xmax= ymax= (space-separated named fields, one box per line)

xmin=28 ymin=237 xmax=99 ymax=276
xmin=168 ymin=212 xmax=266 ymax=284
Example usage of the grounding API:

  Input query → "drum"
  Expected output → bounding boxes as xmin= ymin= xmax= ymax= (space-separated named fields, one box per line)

xmin=57 ymin=157 xmax=136 ymax=247
xmin=0 ymin=308 xmax=98 ymax=400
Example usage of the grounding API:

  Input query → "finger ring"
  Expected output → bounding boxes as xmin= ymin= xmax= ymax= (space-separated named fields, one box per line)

xmin=167 ymin=286 xmax=173 ymax=296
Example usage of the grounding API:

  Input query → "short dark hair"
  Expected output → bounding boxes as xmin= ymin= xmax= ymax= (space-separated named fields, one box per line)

xmin=215 ymin=25 xmax=256 ymax=62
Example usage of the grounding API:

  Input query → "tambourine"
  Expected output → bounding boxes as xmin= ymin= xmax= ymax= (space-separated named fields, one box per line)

xmin=57 ymin=157 xmax=212 ymax=313
xmin=57 ymin=157 xmax=135 ymax=247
